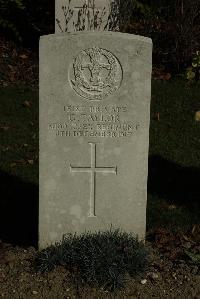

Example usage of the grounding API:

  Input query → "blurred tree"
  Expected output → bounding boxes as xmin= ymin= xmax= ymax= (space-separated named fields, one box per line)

xmin=0 ymin=0 xmax=199 ymax=72
xmin=0 ymin=0 xmax=54 ymax=47
xmin=0 ymin=0 xmax=25 ymax=41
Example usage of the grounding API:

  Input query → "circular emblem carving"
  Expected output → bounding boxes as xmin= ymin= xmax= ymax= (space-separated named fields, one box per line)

xmin=69 ymin=47 xmax=123 ymax=101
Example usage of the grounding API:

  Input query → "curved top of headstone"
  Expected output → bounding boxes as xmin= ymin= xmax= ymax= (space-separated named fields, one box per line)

xmin=41 ymin=31 xmax=152 ymax=45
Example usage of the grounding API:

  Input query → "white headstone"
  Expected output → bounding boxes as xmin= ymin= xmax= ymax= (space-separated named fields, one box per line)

xmin=39 ymin=31 xmax=152 ymax=249
xmin=55 ymin=0 xmax=111 ymax=33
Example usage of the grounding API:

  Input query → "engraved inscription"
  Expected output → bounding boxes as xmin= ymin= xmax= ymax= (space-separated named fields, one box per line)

xmin=70 ymin=47 xmax=123 ymax=100
xmin=70 ymin=143 xmax=117 ymax=217
xmin=48 ymin=105 xmax=140 ymax=138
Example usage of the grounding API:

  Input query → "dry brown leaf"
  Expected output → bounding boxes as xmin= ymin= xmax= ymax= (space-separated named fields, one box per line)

xmin=155 ymin=112 xmax=160 ymax=121
xmin=8 ymin=64 xmax=14 ymax=70
xmin=153 ymin=112 xmax=160 ymax=121
xmin=12 ymin=49 xmax=17 ymax=58
xmin=19 ymin=54 xmax=28 ymax=59
xmin=15 ymin=159 xmax=26 ymax=164
xmin=23 ymin=100 xmax=32 ymax=108
xmin=8 ymin=72 xmax=16 ymax=82
xmin=168 ymin=205 xmax=176 ymax=210
xmin=0 ymin=125 xmax=10 ymax=130
xmin=2 ymin=147 xmax=9 ymax=152
xmin=160 ymin=73 xmax=171 ymax=81
xmin=27 ymin=159 xmax=34 ymax=165
xmin=182 ymin=234 xmax=192 ymax=242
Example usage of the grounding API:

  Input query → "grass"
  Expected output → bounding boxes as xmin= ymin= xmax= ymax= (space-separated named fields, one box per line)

xmin=147 ymin=79 xmax=200 ymax=231
xmin=0 ymin=79 xmax=200 ymax=240
xmin=150 ymin=79 xmax=200 ymax=167
xmin=0 ymin=84 xmax=38 ymax=185
xmin=35 ymin=229 xmax=149 ymax=291
xmin=147 ymin=194 xmax=200 ymax=232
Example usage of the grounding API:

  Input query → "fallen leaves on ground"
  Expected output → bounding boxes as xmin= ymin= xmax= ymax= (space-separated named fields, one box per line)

xmin=152 ymin=67 xmax=172 ymax=81
xmin=19 ymin=54 xmax=29 ymax=60
xmin=10 ymin=159 xmax=34 ymax=167
xmin=0 ymin=38 xmax=38 ymax=87
xmin=185 ymin=250 xmax=200 ymax=265
xmin=153 ymin=227 xmax=200 ymax=263
xmin=0 ymin=125 xmax=10 ymax=131
xmin=23 ymin=100 xmax=32 ymax=108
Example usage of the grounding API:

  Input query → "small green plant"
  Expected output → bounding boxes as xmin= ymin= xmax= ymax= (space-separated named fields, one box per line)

xmin=35 ymin=229 xmax=149 ymax=292
xmin=186 ymin=51 xmax=200 ymax=81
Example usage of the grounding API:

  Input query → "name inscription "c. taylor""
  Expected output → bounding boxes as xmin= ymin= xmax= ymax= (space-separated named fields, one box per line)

xmin=48 ymin=104 xmax=140 ymax=138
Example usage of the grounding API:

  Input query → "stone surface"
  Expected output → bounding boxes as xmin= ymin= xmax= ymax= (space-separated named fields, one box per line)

xmin=55 ymin=0 xmax=111 ymax=33
xmin=39 ymin=31 xmax=152 ymax=248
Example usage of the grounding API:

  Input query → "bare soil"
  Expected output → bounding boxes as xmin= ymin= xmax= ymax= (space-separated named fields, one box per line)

xmin=0 ymin=241 xmax=199 ymax=299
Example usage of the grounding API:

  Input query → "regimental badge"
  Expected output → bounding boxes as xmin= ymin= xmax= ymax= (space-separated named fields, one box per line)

xmin=69 ymin=47 xmax=123 ymax=101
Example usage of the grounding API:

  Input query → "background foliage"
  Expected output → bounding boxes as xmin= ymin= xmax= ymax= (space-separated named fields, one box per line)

xmin=0 ymin=0 xmax=200 ymax=73
xmin=0 ymin=0 xmax=54 ymax=46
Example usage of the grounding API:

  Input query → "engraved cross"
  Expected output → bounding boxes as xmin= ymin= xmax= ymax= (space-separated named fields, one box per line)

xmin=70 ymin=142 xmax=117 ymax=217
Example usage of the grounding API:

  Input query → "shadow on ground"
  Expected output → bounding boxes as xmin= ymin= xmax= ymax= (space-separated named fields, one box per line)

xmin=0 ymin=155 xmax=199 ymax=247
xmin=148 ymin=155 xmax=200 ymax=210
xmin=0 ymin=170 xmax=38 ymax=247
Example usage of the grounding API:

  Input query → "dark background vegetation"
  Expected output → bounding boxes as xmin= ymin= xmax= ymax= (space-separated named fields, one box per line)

xmin=0 ymin=0 xmax=200 ymax=73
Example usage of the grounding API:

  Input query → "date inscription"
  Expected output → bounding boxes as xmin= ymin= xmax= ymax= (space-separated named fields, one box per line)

xmin=48 ymin=105 xmax=140 ymax=138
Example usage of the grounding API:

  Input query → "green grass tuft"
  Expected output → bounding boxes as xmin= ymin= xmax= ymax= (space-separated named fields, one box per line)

xmin=35 ymin=229 xmax=149 ymax=291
